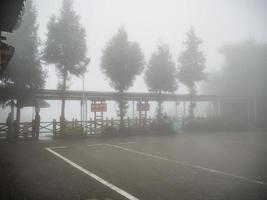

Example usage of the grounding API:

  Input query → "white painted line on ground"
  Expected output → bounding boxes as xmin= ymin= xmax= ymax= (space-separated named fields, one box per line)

xmin=119 ymin=142 xmax=138 ymax=145
xmin=48 ymin=146 xmax=67 ymax=149
xmin=107 ymin=144 xmax=267 ymax=186
xmin=45 ymin=147 xmax=139 ymax=200
xmin=87 ymin=144 xmax=109 ymax=147
xmin=118 ymin=140 xmax=160 ymax=145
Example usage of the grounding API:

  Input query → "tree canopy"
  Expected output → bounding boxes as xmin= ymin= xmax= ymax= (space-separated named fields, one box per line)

xmin=178 ymin=28 xmax=206 ymax=94
xmin=145 ymin=44 xmax=177 ymax=93
xmin=145 ymin=44 xmax=177 ymax=119
xmin=43 ymin=0 xmax=89 ymax=78
xmin=203 ymin=40 xmax=267 ymax=97
xmin=101 ymin=27 xmax=145 ymax=92
xmin=43 ymin=0 xmax=89 ymax=123
xmin=1 ymin=0 xmax=45 ymax=91
xmin=101 ymin=27 xmax=144 ymax=127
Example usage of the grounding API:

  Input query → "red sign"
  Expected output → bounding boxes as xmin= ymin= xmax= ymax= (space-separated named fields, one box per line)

xmin=91 ymin=103 xmax=107 ymax=112
xmin=137 ymin=102 xmax=150 ymax=111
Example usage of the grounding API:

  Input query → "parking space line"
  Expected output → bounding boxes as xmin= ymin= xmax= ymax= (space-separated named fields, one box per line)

xmin=48 ymin=146 xmax=67 ymax=149
xmin=119 ymin=142 xmax=138 ymax=145
xmin=107 ymin=144 xmax=267 ymax=186
xmin=45 ymin=147 xmax=139 ymax=200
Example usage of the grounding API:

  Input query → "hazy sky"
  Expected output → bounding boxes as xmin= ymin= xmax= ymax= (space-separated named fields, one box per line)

xmin=34 ymin=0 xmax=267 ymax=93
xmin=2 ymin=0 xmax=267 ymax=122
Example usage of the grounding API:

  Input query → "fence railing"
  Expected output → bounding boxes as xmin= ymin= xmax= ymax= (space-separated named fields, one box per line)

xmin=0 ymin=117 xmax=182 ymax=140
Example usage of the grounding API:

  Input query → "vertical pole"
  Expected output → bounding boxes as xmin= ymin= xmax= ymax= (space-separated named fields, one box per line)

xmin=53 ymin=119 xmax=56 ymax=137
xmin=139 ymin=110 xmax=141 ymax=128
xmin=111 ymin=118 xmax=114 ymax=128
xmin=218 ymin=100 xmax=221 ymax=117
xmin=247 ymin=100 xmax=251 ymax=122
xmin=144 ymin=110 xmax=147 ymax=128
xmin=127 ymin=117 xmax=130 ymax=128
xmin=80 ymin=100 xmax=83 ymax=122
xmin=101 ymin=111 xmax=103 ymax=130
xmin=254 ymin=99 xmax=257 ymax=123
xmin=90 ymin=118 xmax=92 ymax=134
xmin=85 ymin=96 xmax=88 ymax=122
xmin=183 ymin=101 xmax=185 ymax=120
xmin=32 ymin=120 xmax=35 ymax=139
xmin=132 ymin=100 xmax=135 ymax=119
xmin=11 ymin=100 xmax=14 ymax=121
xmin=175 ymin=101 xmax=178 ymax=118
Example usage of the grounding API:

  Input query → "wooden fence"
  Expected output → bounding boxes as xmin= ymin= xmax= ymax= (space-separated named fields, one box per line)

xmin=0 ymin=117 xmax=182 ymax=140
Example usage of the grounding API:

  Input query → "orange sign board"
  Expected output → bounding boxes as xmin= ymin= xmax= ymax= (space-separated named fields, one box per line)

xmin=91 ymin=103 xmax=107 ymax=112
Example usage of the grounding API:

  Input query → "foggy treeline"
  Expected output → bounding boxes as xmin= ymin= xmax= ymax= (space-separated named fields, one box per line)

xmin=0 ymin=0 xmax=266 ymax=129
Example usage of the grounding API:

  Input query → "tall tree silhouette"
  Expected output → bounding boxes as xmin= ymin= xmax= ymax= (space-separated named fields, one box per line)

xmin=178 ymin=28 xmax=206 ymax=121
xmin=145 ymin=44 xmax=177 ymax=120
xmin=43 ymin=0 xmax=89 ymax=132
xmin=101 ymin=27 xmax=144 ymax=127
xmin=0 ymin=0 xmax=45 ymax=126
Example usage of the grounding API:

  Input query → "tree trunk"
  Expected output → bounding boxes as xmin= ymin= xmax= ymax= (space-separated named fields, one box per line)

xmin=157 ymin=90 xmax=162 ymax=121
xmin=15 ymin=99 xmax=21 ymax=140
xmin=60 ymin=70 xmax=67 ymax=134
xmin=189 ymin=88 xmax=195 ymax=122
xmin=11 ymin=99 xmax=15 ymax=121
xmin=119 ymin=90 xmax=124 ymax=129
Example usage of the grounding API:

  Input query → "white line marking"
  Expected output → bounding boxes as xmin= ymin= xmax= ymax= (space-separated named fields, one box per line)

xmin=118 ymin=140 xmax=160 ymax=145
xmin=107 ymin=144 xmax=267 ymax=186
xmin=119 ymin=142 xmax=138 ymax=145
xmin=48 ymin=146 xmax=67 ymax=149
xmin=87 ymin=144 xmax=108 ymax=147
xmin=45 ymin=147 xmax=139 ymax=200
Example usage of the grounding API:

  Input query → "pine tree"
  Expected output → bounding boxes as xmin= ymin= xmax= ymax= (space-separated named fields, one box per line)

xmin=0 ymin=0 xmax=45 ymax=126
xmin=43 ymin=0 xmax=89 ymax=133
xmin=178 ymin=28 xmax=206 ymax=121
xmin=145 ymin=44 xmax=177 ymax=119
xmin=101 ymin=27 xmax=144 ymax=127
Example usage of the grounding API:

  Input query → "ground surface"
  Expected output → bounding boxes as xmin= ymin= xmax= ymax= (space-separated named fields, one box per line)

xmin=1 ymin=131 xmax=267 ymax=200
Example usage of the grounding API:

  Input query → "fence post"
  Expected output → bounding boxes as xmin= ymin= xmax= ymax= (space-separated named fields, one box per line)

xmin=111 ymin=118 xmax=114 ymax=128
xmin=127 ymin=117 xmax=130 ymax=128
xmin=105 ymin=117 xmax=108 ymax=128
xmin=53 ymin=119 xmax=56 ymax=137
xmin=32 ymin=120 xmax=35 ymax=139
xmin=90 ymin=118 xmax=92 ymax=134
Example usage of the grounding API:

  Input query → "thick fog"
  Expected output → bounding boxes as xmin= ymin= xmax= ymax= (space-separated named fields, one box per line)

xmin=1 ymin=0 xmax=267 ymax=122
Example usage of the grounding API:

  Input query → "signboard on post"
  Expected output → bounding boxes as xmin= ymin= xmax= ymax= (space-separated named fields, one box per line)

xmin=91 ymin=102 xmax=107 ymax=112
xmin=137 ymin=102 xmax=150 ymax=111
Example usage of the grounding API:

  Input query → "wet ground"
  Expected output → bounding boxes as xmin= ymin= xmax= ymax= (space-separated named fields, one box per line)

xmin=1 ymin=131 xmax=267 ymax=200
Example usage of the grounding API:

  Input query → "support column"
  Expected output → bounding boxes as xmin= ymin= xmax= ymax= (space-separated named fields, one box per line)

xmin=132 ymin=100 xmax=135 ymax=119
xmin=183 ymin=101 xmax=186 ymax=120
xmin=80 ymin=100 xmax=83 ymax=122
xmin=254 ymin=99 xmax=257 ymax=123
xmin=216 ymin=100 xmax=221 ymax=117
xmin=247 ymin=100 xmax=251 ymax=122
xmin=175 ymin=101 xmax=178 ymax=118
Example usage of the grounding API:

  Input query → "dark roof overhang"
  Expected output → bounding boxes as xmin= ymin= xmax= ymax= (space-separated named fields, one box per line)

xmin=0 ymin=0 xmax=26 ymax=32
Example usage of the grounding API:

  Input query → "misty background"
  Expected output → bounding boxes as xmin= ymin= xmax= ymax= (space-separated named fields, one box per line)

xmin=1 ymin=0 xmax=267 ymax=122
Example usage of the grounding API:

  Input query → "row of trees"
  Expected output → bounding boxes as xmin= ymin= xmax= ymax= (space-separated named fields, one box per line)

xmin=0 ymin=0 xmax=206 ymax=131
xmin=101 ymin=27 xmax=206 ymax=125
xmin=202 ymin=40 xmax=267 ymax=127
